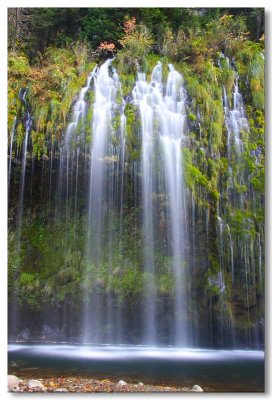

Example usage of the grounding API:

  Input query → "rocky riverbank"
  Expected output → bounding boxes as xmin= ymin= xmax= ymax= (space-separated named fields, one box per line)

xmin=8 ymin=375 xmax=205 ymax=393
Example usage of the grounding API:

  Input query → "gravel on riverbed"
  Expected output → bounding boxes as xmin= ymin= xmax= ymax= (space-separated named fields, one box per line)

xmin=10 ymin=376 xmax=201 ymax=393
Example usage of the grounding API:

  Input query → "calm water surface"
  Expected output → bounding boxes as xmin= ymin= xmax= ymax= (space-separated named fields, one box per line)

xmin=8 ymin=344 xmax=264 ymax=392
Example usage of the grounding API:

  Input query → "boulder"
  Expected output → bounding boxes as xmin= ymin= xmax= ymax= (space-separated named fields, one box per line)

xmin=191 ymin=384 xmax=203 ymax=392
xmin=8 ymin=375 xmax=21 ymax=391
xmin=117 ymin=380 xmax=127 ymax=386
xmin=27 ymin=379 xmax=45 ymax=389
xmin=137 ymin=382 xmax=144 ymax=387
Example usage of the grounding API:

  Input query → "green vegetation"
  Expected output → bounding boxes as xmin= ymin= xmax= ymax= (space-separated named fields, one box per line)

xmin=8 ymin=42 xmax=96 ymax=152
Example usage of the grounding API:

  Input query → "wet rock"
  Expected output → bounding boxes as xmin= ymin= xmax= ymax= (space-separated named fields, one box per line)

xmin=125 ymin=95 xmax=132 ymax=104
xmin=8 ymin=375 xmax=21 ymax=391
xmin=11 ymin=387 xmax=24 ymax=392
xmin=117 ymin=380 xmax=127 ymax=386
xmin=41 ymin=324 xmax=62 ymax=341
xmin=27 ymin=379 xmax=45 ymax=389
xmin=191 ymin=384 xmax=203 ymax=392
xmin=208 ymin=272 xmax=225 ymax=293
xmin=17 ymin=328 xmax=30 ymax=341
xmin=42 ymin=324 xmax=54 ymax=336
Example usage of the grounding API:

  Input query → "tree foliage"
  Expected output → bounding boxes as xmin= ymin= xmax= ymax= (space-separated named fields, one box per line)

xmin=8 ymin=8 xmax=264 ymax=58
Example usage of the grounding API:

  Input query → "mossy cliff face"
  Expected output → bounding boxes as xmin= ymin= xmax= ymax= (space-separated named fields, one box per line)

xmin=8 ymin=43 xmax=96 ymax=160
xmin=8 ymin=13 xmax=264 ymax=347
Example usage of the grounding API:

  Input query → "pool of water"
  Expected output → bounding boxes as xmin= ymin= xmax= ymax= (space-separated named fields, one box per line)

xmin=8 ymin=344 xmax=265 ymax=392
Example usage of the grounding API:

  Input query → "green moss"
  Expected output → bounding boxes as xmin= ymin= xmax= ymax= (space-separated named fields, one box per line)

xmin=158 ymin=274 xmax=174 ymax=295
xmin=124 ymin=103 xmax=138 ymax=138
xmin=188 ymin=112 xmax=196 ymax=122
xmin=119 ymin=73 xmax=135 ymax=97
xmin=8 ymin=44 xmax=96 ymax=159
xmin=236 ymin=41 xmax=264 ymax=110
xmin=209 ymin=122 xmax=223 ymax=153
xmin=251 ymin=167 xmax=264 ymax=192
xmin=16 ymin=272 xmax=42 ymax=307
xmin=219 ymin=64 xmax=236 ymax=101
xmin=32 ymin=130 xmax=47 ymax=160
xmin=208 ymin=284 xmax=220 ymax=297
xmin=189 ymin=165 xmax=209 ymax=187
xmin=15 ymin=122 xmax=25 ymax=149
xmin=19 ymin=271 xmax=36 ymax=286
xmin=182 ymin=148 xmax=208 ymax=191
xmin=209 ymin=187 xmax=220 ymax=202
xmin=254 ymin=110 xmax=264 ymax=126
xmin=204 ymin=259 xmax=222 ymax=298
xmin=229 ymin=210 xmax=256 ymax=238
xmin=112 ymin=114 xmax=121 ymax=131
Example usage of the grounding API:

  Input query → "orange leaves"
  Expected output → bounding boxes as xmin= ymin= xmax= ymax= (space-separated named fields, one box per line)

xmin=95 ymin=40 xmax=116 ymax=58
xmin=124 ymin=16 xmax=136 ymax=36
xmin=120 ymin=16 xmax=137 ymax=46
xmin=98 ymin=42 xmax=115 ymax=51
xmin=117 ymin=16 xmax=153 ymax=72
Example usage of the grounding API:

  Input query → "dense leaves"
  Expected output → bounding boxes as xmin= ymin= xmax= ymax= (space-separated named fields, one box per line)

xmin=8 ymin=8 xmax=264 ymax=57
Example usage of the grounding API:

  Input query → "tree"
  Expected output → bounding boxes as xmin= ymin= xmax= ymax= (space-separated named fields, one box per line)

xmin=8 ymin=8 xmax=32 ymax=52
xmin=79 ymin=8 xmax=129 ymax=49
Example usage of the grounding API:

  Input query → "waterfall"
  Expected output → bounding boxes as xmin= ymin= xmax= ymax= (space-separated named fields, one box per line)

xmin=160 ymin=65 xmax=188 ymax=346
xmin=223 ymin=74 xmax=249 ymax=209
xmin=119 ymin=110 xmax=126 ymax=247
xmin=65 ymin=69 xmax=96 ymax=148
xmin=8 ymin=57 xmax=264 ymax=350
xmin=220 ymin=61 xmax=263 ymax=348
xmin=9 ymin=97 xmax=32 ymax=338
xmin=226 ymin=224 xmax=234 ymax=283
xmin=74 ymin=147 xmax=80 ymax=226
xmin=133 ymin=69 xmax=157 ymax=344
xmin=54 ymin=68 xmax=96 ymax=220
xmin=17 ymin=111 xmax=32 ymax=248
xmin=216 ymin=216 xmax=236 ymax=346
xmin=48 ymin=140 xmax=54 ymax=214
xmin=133 ymin=62 xmax=189 ymax=345
xmin=8 ymin=117 xmax=16 ymax=192
xmin=86 ymin=59 xmax=119 ymax=263
xmin=83 ymin=59 xmax=121 ymax=343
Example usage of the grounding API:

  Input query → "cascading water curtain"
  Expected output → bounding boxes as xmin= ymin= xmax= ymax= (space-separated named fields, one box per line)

xmin=8 ymin=57 xmax=264 ymax=348
xmin=133 ymin=62 xmax=189 ymax=346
